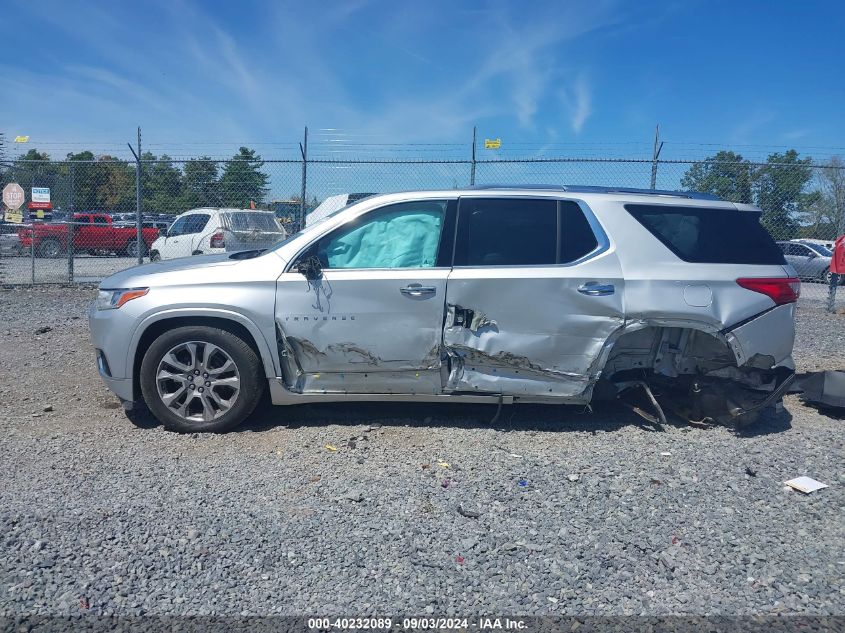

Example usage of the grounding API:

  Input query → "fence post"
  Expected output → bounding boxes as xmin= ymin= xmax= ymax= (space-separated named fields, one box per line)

xmin=127 ymin=127 xmax=143 ymax=266
xmin=67 ymin=162 xmax=74 ymax=282
xmin=30 ymin=224 xmax=35 ymax=285
xmin=299 ymin=126 xmax=308 ymax=232
xmin=470 ymin=126 xmax=477 ymax=186
xmin=650 ymin=124 xmax=663 ymax=189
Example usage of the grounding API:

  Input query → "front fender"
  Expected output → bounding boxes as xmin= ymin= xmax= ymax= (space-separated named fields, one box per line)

xmin=126 ymin=307 xmax=280 ymax=381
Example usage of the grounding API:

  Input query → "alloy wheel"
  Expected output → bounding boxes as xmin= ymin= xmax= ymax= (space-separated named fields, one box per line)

xmin=155 ymin=341 xmax=241 ymax=422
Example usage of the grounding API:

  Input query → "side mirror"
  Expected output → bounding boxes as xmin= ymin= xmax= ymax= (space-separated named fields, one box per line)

xmin=296 ymin=255 xmax=323 ymax=281
xmin=806 ymin=251 xmax=817 ymax=259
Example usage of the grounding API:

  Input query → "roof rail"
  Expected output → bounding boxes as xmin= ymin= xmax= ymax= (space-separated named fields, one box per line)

xmin=468 ymin=184 xmax=567 ymax=191
xmin=468 ymin=184 xmax=722 ymax=201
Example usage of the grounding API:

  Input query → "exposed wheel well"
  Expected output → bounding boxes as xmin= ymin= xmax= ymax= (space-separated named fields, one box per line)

xmin=132 ymin=316 xmax=265 ymax=401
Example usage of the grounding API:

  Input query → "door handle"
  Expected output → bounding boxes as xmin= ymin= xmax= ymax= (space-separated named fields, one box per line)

xmin=578 ymin=282 xmax=615 ymax=296
xmin=400 ymin=284 xmax=437 ymax=297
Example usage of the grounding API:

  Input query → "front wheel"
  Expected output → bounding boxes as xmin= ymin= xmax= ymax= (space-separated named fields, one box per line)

xmin=140 ymin=326 xmax=264 ymax=433
xmin=149 ymin=250 xmax=161 ymax=262
xmin=125 ymin=239 xmax=147 ymax=258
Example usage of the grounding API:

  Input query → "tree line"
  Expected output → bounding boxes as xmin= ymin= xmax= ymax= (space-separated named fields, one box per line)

xmin=680 ymin=149 xmax=845 ymax=240
xmin=2 ymin=140 xmax=843 ymax=240
xmin=0 ymin=147 xmax=270 ymax=214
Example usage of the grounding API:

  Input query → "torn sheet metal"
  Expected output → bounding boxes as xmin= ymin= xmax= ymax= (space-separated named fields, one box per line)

xmin=442 ymin=261 xmax=625 ymax=398
xmin=274 ymin=268 xmax=449 ymax=378
xmin=799 ymin=371 xmax=845 ymax=409
xmin=724 ymin=304 xmax=795 ymax=368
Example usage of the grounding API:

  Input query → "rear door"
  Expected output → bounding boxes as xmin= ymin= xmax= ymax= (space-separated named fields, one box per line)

xmin=442 ymin=196 xmax=624 ymax=398
xmin=86 ymin=215 xmax=112 ymax=250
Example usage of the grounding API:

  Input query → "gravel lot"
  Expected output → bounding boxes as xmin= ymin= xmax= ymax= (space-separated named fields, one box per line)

xmin=0 ymin=287 xmax=842 ymax=617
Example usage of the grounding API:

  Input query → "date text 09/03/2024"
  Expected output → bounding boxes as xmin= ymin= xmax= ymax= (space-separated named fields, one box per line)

xmin=307 ymin=617 xmax=528 ymax=630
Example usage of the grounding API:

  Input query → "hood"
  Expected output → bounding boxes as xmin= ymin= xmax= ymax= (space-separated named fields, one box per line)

xmin=100 ymin=253 xmax=238 ymax=288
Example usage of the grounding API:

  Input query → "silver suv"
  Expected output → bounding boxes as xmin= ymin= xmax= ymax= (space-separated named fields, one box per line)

xmin=89 ymin=186 xmax=799 ymax=433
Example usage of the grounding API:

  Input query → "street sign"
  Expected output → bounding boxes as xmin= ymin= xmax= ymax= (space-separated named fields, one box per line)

xmin=32 ymin=187 xmax=50 ymax=203
xmin=484 ymin=138 xmax=502 ymax=149
xmin=2 ymin=183 xmax=25 ymax=210
xmin=5 ymin=210 xmax=24 ymax=224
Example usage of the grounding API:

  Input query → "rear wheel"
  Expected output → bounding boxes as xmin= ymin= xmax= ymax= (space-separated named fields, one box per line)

xmin=38 ymin=238 xmax=63 ymax=258
xmin=140 ymin=326 xmax=264 ymax=433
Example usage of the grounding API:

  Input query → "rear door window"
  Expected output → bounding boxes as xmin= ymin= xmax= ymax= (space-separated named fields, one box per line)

xmin=455 ymin=198 xmax=600 ymax=266
xmin=625 ymin=204 xmax=785 ymax=265
xmin=455 ymin=198 xmax=557 ymax=266
xmin=560 ymin=201 xmax=599 ymax=263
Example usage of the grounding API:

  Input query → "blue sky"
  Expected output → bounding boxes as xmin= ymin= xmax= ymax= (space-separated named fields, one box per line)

xmin=3 ymin=0 xmax=845 ymax=165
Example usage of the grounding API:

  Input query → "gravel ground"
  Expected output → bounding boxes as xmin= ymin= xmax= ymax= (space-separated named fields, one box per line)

xmin=0 ymin=287 xmax=842 ymax=617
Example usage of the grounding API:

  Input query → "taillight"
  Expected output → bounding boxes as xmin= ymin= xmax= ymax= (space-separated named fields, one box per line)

xmin=736 ymin=277 xmax=800 ymax=305
xmin=210 ymin=230 xmax=225 ymax=249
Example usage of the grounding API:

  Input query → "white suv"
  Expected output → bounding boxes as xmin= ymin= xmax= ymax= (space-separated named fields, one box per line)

xmin=149 ymin=208 xmax=286 ymax=261
xmin=91 ymin=187 xmax=799 ymax=433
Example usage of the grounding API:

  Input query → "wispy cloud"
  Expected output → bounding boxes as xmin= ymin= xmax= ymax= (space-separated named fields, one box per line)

xmin=730 ymin=111 xmax=776 ymax=144
xmin=783 ymin=129 xmax=810 ymax=141
xmin=559 ymin=76 xmax=592 ymax=134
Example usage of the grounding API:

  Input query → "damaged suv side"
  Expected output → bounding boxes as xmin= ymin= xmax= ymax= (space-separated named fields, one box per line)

xmin=89 ymin=186 xmax=798 ymax=432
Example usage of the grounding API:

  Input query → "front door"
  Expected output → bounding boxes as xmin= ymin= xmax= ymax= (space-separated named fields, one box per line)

xmin=275 ymin=199 xmax=456 ymax=394
xmin=442 ymin=196 xmax=625 ymax=399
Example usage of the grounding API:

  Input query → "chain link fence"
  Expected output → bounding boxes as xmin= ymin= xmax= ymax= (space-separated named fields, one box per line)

xmin=1 ymin=147 xmax=843 ymax=309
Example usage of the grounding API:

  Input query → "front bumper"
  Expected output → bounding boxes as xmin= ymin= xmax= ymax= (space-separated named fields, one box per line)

xmin=89 ymin=301 xmax=140 ymax=402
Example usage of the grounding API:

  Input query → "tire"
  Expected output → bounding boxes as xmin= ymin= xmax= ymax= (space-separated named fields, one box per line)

xmin=150 ymin=250 xmax=161 ymax=262
xmin=125 ymin=239 xmax=147 ymax=258
xmin=192 ymin=250 xmax=203 ymax=256
xmin=821 ymin=270 xmax=843 ymax=286
xmin=140 ymin=326 xmax=264 ymax=433
xmin=37 ymin=238 xmax=63 ymax=258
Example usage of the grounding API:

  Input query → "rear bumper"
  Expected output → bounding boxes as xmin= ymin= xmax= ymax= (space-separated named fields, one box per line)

xmin=724 ymin=303 xmax=795 ymax=368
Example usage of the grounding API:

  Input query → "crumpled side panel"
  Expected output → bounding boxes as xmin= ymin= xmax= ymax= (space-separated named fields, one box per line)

xmin=442 ymin=264 xmax=625 ymax=397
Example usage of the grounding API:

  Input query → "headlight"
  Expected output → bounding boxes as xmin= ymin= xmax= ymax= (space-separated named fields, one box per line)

xmin=96 ymin=287 xmax=149 ymax=310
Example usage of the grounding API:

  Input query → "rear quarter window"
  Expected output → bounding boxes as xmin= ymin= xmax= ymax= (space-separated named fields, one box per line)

xmin=625 ymin=204 xmax=786 ymax=265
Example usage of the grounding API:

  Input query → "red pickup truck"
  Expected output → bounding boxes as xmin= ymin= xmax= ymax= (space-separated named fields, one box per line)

xmin=18 ymin=213 xmax=159 ymax=258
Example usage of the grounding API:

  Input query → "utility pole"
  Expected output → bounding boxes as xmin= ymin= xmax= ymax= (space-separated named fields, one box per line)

xmin=299 ymin=126 xmax=308 ymax=232
xmin=650 ymin=125 xmax=664 ymax=190
xmin=470 ymin=126 xmax=477 ymax=186
xmin=127 ymin=127 xmax=143 ymax=265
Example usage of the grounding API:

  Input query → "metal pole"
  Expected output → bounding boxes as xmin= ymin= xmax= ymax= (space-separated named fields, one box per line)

xmin=30 ymin=223 xmax=35 ymax=285
xmin=67 ymin=162 xmax=74 ymax=282
xmin=299 ymin=126 xmax=308 ymax=232
xmin=135 ymin=127 xmax=143 ymax=265
xmin=650 ymin=125 xmax=663 ymax=190
xmin=30 ymin=169 xmax=35 ymax=284
xmin=470 ymin=126 xmax=477 ymax=186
